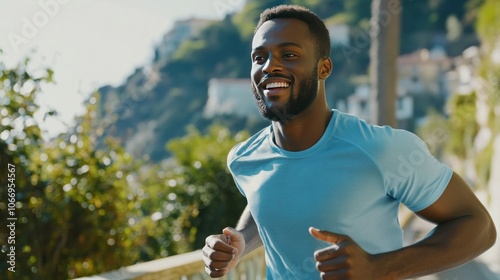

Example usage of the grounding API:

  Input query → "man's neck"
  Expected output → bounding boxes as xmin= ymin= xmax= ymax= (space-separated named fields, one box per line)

xmin=272 ymin=105 xmax=332 ymax=151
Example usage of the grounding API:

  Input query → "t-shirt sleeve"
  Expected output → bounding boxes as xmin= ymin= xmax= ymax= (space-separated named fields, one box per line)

xmin=227 ymin=142 xmax=247 ymax=198
xmin=374 ymin=128 xmax=453 ymax=212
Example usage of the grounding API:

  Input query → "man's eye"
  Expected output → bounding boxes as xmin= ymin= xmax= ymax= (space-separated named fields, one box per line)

xmin=283 ymin=53 xmax=297 ymax=58
xmin=253 ymin=55 xmax=265 ymax=62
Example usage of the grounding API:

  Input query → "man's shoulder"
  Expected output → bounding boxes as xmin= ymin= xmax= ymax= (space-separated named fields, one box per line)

xmin=332 ymin=110 xmax=389 ymax=140
xmin=228 ymin=125 xmax=271 ymax=161
xmin=332 ymin=110 xmax=416 ymax=151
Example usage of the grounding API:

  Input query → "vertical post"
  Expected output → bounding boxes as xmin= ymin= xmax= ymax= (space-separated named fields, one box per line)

xmin=369 ymin=0 xmax=401 ymax=127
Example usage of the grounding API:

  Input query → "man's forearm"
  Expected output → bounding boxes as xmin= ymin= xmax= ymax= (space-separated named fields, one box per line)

xmin=235 ymin=206 xmax=263 ymax=256
xmin=376 ymin=212 xmax=496 ymax=279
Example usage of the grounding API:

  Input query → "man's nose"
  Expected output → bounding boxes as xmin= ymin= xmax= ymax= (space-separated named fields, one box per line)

xmin=262 ymin=56 xmax=283 ymax=74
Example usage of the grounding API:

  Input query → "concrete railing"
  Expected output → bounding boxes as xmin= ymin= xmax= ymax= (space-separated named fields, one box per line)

xmin=74 ymin=247 xmax=266 ymax=280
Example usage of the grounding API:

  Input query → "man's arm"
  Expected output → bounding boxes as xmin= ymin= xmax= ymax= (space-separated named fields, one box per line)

xmin=235 ymin=205 xmax=263 ymax=256
xmin=203 ymin=206 xmax=262 ymax=278
xmin=311 ymin=172 xmax=496 ymax=279
xmin=381 ymin=171 xmax=496 ymax=278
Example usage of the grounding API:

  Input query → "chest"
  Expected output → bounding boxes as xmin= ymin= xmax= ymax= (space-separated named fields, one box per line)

xmin=235 ymin=151 xmax=387 ymax=228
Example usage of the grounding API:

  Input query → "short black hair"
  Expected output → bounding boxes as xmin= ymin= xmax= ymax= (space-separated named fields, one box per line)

xmin=254 ymin=5 xmax=331 ymax=60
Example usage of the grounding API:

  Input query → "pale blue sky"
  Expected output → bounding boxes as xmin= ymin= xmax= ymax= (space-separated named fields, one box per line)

xmin=0 ymin=0 xmax=244 ymax=138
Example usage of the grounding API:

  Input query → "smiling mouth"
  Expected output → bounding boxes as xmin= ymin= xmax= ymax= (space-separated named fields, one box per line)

xmin=265 ymin=82 xmax=290 ymax=89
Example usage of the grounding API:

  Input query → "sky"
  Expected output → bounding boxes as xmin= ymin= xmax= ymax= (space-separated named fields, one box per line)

xmin=0 ymin=0 xmax=245 ymax=138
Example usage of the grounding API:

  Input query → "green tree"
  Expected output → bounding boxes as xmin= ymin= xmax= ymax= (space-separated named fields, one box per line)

xmin=232 ymin=0 xmax=284 ymax=38
xmin=473 ymin=0 xmax=500 ymax=188
xmin=0 ymin=55 xmax=54 ymax=279
xmin=418 ymin=0 xmax=499 ymax=190
xmin=166 ymin=125 xmax=249 ymax=250
xmin=446 ymin=92 xmax=479 ymax=160
xmin=106 ymin=125 xmax=252 ymax=261
xmin=416 ymin=110 xmax=450 ymax=159
xmin=0 ymin=57 xmax=148 ymax=279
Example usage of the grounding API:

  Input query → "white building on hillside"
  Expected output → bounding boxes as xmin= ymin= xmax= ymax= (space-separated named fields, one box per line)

xmin=344 ymin=84 xmax=414 ymax=126
xmin=397 ymin=48 xmax=452 ymax=98
xmin=204 ymin=78 xmax=260 ymax=118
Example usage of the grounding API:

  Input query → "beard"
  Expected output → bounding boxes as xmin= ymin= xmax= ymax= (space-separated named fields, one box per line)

xmin=252 ymin=66 xmax=318 ymax=123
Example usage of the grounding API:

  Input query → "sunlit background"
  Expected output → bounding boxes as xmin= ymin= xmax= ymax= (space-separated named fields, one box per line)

xmin=0 ymin=0 xmax=499 ymax=279
xmin=0 ymin=0 xmax=243 ymax=137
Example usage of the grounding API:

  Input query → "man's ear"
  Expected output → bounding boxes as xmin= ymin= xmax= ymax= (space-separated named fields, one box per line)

xmin=318 ymin=57 xmax=333 ymax=80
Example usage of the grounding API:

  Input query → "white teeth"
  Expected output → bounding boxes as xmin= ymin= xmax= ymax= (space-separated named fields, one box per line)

xmin=266 ymin=82 xmax=289 ymax=89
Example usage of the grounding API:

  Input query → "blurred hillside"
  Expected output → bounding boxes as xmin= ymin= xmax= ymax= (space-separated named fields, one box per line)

xmin=93 ymin=0 xmax=484 ymax=162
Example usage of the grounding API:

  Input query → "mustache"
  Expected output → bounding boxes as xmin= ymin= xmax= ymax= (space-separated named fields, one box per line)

xmin=257 ymin=73 xmax=293 ymax=87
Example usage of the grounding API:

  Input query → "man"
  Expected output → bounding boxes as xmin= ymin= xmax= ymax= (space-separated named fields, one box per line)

xmin=203 ymin=4 xmax=496 ymax=279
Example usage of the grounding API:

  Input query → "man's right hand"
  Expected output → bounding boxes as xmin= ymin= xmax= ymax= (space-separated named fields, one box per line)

xmin=202 ymin=227 xmax=246 ymax=278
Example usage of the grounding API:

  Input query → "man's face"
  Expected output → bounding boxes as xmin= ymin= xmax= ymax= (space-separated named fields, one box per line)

xmin=251 ymin=18 xmax=319 ymax=123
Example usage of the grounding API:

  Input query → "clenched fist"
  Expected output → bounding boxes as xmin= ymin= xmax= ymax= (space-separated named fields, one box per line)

xmin=202 ymin=227 xmax=246 ymax=278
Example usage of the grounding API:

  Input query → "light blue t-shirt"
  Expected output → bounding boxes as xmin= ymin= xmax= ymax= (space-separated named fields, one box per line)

xmin=227 ymin=110 xmax=453 ymax=279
